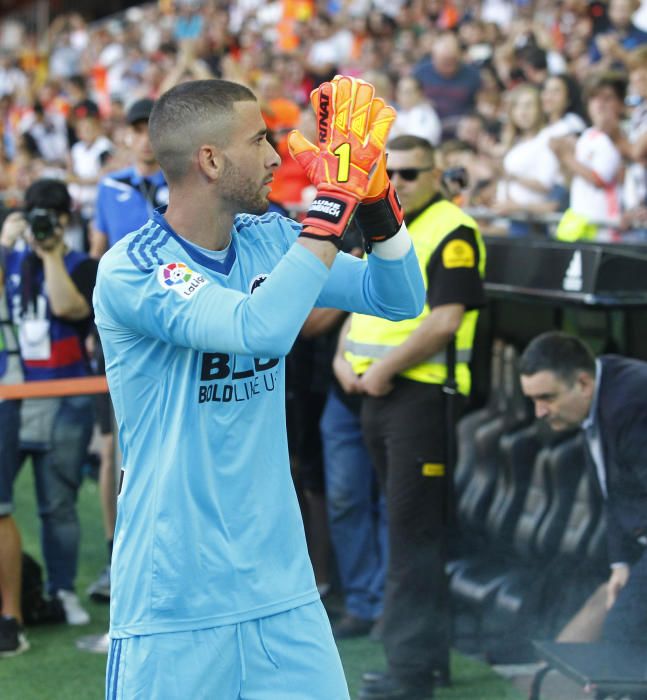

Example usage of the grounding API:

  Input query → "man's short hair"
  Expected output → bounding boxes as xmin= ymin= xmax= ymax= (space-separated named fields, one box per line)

xmin=24 ymin=178 xmax=71 ymax=214
xmin=519 ymin=332 xmax=596 ymax=384
xmin=584 ymin=72 xmax=627 ymax=104
xmin=441 ymin=139 xmax=477 ymax=156
xmin=387 ymin=134 xmax=435 ymax=161
xmin=149 ymin=79 xmax=256 ymax=183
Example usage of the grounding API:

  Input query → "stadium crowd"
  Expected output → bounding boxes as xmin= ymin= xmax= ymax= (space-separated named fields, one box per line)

xmin=0 ymin=0 xmax=647 ymax=240
xmin=1 ymin=0 xmax=647 ymax=697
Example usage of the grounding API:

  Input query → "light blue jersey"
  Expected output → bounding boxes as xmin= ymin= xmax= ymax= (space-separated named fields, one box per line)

xmin=94 ymin=208 xmax=423 ymax=638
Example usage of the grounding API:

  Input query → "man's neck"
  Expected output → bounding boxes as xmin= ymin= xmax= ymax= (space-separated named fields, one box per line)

xmin=404 ymin=192 xmax=443 ymax=226
xmin=164 ymin=189 xmax=233 ymax=251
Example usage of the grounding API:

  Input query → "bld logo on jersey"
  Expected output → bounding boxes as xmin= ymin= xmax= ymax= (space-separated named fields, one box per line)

xmin=157 ymin=262 xmax=208 ymax=299
xmin=198 ymin=353 xmax=280 ymax=404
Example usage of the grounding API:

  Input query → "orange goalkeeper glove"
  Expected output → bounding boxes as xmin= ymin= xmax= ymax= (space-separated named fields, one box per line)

xmin=352 ymin=98 xmax=405 ymax=249
xmin=288 ymin=75 xmax=396 ymax=248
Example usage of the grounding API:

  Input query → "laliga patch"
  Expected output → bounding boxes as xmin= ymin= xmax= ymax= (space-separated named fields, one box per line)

xmin=157 ymin=262 xmax=208 ymax=299
xmin=442 ymin=240 xmax=475 ymax=269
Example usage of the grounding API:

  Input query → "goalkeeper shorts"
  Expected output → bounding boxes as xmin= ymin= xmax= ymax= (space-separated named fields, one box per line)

xmin=105 ymin=599 xmax=350 ymax=700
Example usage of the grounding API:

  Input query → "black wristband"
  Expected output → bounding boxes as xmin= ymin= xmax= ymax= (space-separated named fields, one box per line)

xmin=354 ymin=187 xmax=403 ymax=243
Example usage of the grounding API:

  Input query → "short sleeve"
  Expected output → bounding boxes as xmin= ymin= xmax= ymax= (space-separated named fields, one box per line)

xmin=70 ymin=258 xmax=99 ymax=312
xmin=94 ymin=183 xmax=108 ymax=235
xmin=425 ymin=225 xmax=486 ymax=310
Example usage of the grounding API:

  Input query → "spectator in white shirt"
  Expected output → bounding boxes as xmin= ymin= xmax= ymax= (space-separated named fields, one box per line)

xmin=614 ymin=46 xmax=647 ymax=235
xmin=304 ymin=13 xmax=353 ymax=83
xmin=551 ymin=73 xmax=626 ymax=241
xmin=540 ymin=74 xmax=587 ymax=141
xmin=390 ymin=75 xmax=442 ymax=146
xmin=493 ymin=83 xmax=557 ymax=236
xmin=68 ymin=100 xmax=113 ymax=247
xmin=537 ymin=74 xmax=588 ymax=211
xmin=21 ymin=102 xmax=69 ymax=168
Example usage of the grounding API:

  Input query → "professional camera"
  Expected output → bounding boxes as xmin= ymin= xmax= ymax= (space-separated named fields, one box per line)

xmin=26 ymin=208 xmax=60 ymax=242
xmin=441 ymin=167 xmax=469 ymax=191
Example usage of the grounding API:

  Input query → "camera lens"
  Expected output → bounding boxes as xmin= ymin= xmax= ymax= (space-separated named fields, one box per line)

xmin=26 ymin=208 xmax=58 ymax=241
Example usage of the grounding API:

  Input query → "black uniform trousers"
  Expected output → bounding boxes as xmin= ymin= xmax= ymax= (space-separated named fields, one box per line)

xmin=361 ymin=378 xmax=460 ymax=687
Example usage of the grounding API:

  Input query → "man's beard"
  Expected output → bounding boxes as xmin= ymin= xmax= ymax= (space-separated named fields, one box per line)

xmin=221 ymin=155 xmax=269 ymax=215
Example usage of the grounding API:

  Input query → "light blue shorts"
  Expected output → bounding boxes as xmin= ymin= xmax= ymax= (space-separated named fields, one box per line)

xmin=105 ymin=600 xmax=350 ymax=700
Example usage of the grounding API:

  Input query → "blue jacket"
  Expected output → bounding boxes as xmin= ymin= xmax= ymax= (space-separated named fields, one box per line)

xmin=590 ymin=355 xmax=647 ymax=564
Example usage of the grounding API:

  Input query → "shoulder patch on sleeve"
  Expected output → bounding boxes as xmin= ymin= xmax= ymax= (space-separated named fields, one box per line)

xmin=442 ymin=239 xmax=475 ymax=269
xmin=157 ymin=262 xmax=209 ymax=299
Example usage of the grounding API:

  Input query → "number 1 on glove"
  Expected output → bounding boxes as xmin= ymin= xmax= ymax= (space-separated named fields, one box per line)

xmin=333 ymin=143 xmax=351 ymax=183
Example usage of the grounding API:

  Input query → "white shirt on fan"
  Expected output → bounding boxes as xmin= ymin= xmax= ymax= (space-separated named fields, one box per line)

xmin=570 ymin=128 xmax=622 ymax=229
xmin=390 ymin=102 xmax=442 ymax=146
xmin=496 ymin=134 xmax=555 ymax=206
xmin=69 ymin=136 xmax=113 ymax=218
xmin=537 ymin=113 xmax=587 ymax=188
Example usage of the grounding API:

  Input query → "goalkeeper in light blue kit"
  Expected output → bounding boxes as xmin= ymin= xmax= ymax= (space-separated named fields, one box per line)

xmin=95 ymin=77 xmax=424 ymax=699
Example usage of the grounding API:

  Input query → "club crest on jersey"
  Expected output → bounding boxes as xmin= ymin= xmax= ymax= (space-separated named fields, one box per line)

xmin=249 ymin=274 xmax=268 ymax=294
xmin=157 ymin=262 xmax=208 ymax=299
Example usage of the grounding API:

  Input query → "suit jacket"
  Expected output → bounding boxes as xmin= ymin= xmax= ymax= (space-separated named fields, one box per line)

xmin=590 ymin=355 xmax=647 ymax=564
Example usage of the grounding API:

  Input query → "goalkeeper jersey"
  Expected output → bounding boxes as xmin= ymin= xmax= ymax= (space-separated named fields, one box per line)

xmin=94 ymin=208 xmax=423 ymax=638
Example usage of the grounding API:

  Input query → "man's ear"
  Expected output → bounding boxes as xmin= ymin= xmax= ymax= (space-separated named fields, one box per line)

xmin=577 ymin=370 xmax=596 ymax=396
xmin=197 ymin=144 xmax=223 ymax=182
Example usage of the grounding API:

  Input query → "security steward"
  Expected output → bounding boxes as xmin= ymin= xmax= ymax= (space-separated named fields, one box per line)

xmin=345 ymin=135 xmax=486 ymax=700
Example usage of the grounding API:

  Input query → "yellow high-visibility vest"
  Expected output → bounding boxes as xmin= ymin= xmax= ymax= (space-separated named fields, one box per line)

xmin=345 ymin=199 xmax=486 ymax=396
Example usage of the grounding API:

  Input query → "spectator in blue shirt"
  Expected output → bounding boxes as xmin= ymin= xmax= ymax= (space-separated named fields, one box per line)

xmin=590 ymin=0 xmax=647 ymax=66
xmin=90 ymin=99 xmax=167 ymax=258
xmin=413 ymin=32 xmax=481 ymax=138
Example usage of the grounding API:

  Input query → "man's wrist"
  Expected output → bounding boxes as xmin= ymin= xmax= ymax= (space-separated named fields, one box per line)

xmin=355 ymin=183 xmax=404 ymax=247
xmin=299 ymin=189 xmax=359 ymax=248
xmin=370 ymin=224 xmax=412 ymax=260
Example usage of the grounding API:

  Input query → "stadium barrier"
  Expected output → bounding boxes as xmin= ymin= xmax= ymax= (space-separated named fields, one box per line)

xmin=0 ymin=375 xmax=108 ymax=400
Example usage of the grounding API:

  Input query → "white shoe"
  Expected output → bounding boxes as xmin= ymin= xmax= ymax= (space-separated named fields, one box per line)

xmin=76 ymin=632 xmax=109 ymax=654
xmin=86 ymin=565 xmax=111 ymax=602
xmin=56 ymin=590 xmax=90 ymax=625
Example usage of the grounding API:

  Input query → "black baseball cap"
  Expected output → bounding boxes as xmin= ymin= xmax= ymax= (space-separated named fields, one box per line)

xmin=25 ymin=179 xmax=71 ymax=214
xmin=126 ymin=98 xmax=155 ymax=125
xmin=73 ymin=99 xmax=100 ymax=120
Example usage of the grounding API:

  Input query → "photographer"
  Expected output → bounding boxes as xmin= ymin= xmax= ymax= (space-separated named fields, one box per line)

xmin=0 ymin=179 xmax=98 ymax=626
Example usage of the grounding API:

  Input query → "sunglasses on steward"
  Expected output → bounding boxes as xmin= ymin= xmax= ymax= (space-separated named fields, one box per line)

xmin=386 ymin=166 xmax=434 ymax=181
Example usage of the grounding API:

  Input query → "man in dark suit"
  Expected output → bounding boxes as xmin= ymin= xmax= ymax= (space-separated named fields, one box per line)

xmin=519 ymin=331 xmax=647 ymax=643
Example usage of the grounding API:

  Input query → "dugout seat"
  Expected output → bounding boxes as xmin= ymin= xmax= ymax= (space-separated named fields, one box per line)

xmin=484 ymin=433 xmax=589 ymax=659
xmin=454 ymin=340 xmax=506 ymax=495
xmin=451 ymin=431 xmax=586 ymax=655
xmin=454 ymin=345 xmax=531 ymax=545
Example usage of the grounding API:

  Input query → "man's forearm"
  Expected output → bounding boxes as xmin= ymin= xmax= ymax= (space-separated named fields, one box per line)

xmin=42 ymin=255 xmax=90 ymax=320
xmin=375 ymin=305 xmax=464 ymax=378
xmin=90 ymin=228 xmax=109 ymax=260
xmin=296 ymin=237 xmax=338 ymax=270
xmin=562 ymin=152 xmax=607 ymax=187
